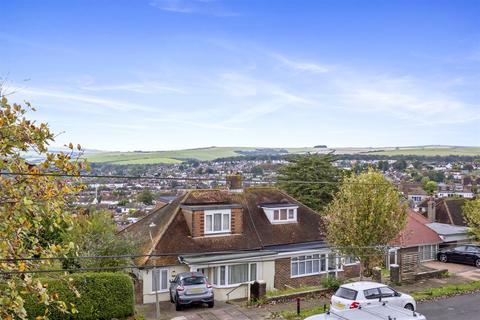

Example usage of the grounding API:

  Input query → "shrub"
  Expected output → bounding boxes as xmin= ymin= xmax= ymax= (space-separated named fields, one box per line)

xmin=320 ymin=276 xmax=343 ymax=290
xmin=23 ymin=272 xmax=135 ymax=320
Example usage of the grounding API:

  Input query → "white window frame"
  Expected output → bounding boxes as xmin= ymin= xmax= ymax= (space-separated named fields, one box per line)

xmin=263 ymin=206 xmax=298 ymax=224
xmin=342 ymin=255 xmax=360 ymax=266
xmin=419 ymin=244 xmax=438 ymax=262
xmin=210 ymin=263 xmax=257 ymax=287
xmin=204 ymin=209 xmax=231 ymax=234
xmin=151 ymin=268 xmax=169 ymax=293
xmin=290 ymin=252 xmax=341 ymax=278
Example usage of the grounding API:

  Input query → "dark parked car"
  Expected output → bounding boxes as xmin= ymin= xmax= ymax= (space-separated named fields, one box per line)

xmin=169 ymin=272 xmax=214 ymax=311
xmin=437 ymin=245 xmax=480 ymax=268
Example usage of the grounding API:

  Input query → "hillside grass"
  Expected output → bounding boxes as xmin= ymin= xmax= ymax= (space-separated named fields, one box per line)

xmin=369 ymin=147 xmax=480 ymax=157
xmin=86 ymin=147 xmax=321 ymax=164
xmin=86 ymin=146 xmax=480 ymax=164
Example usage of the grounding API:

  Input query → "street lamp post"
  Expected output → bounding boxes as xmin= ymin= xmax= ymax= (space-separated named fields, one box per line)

xmin=149 ymin=222 xmax=160 ymax=320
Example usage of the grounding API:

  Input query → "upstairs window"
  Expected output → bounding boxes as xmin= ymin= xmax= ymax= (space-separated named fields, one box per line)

xmin=204 ymin=209 xmax=231 ymax=234
xmin=261 ymin=204 xmax=298 ymax=224
xmin=273 ymin=208 xmax=296 ymax=221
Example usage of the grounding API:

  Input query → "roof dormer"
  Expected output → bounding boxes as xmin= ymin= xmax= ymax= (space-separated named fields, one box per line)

xmin=260 ymin=203 xmax=299 ymax=224
xmin=181 ymin=203 xmax=243 ymax=237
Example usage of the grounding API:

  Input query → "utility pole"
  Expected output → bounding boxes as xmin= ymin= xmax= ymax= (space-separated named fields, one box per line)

xmin=154 ymin=265 xmax=160 ymax=320
xmin=149 ymin=222 xmax=160 ymax=320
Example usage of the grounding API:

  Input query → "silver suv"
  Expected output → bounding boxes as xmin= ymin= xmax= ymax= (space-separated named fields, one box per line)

xmin=169 ymin=272 xmax=214 ymax=311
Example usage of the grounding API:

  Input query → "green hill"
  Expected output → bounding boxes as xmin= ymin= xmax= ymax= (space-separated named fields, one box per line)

xmin=85 ymin=146 xmax=480 ymax=165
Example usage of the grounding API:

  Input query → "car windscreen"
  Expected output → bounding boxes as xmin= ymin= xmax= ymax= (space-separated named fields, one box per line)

xmin=181 ymin=277 xmax=206 ymax=286
xmin=335 ymin=287 xmax=357 ymax=300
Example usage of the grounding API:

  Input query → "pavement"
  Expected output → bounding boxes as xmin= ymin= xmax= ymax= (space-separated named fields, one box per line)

xmin=136 ymin=301 xmax=270 ymax=320
xmin=136 ymin=261 xmax=480 ymax=319
xmin=417 ymin=292 xmax=480 ymax=320
xmin=423 ymin=260 xmax=480 ymax=281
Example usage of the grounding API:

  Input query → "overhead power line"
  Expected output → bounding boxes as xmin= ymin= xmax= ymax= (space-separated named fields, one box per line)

xmin=0 ymin=171 xmax=396 ymax=186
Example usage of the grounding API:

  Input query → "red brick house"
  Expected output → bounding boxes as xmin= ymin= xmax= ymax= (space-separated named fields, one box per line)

xmin=121 ymin=177 xmax=359 ymax=303
xmin=386 ymin=209 xmax=443 ymax=269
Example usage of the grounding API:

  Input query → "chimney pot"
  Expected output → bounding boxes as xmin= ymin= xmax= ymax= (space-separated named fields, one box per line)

xmin=427 ymin=197 xmax=436 ymax=222
xmin=226 ymin=174 xmax=243 ymax=191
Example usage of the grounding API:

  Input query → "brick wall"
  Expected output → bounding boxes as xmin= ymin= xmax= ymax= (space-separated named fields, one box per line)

xmin=274 ymin=258 xmax=328 ymax=288
xmin=231 ymin=208 xmax=243 ymax=234
xmin=192 ymin=210 xmax=205 ymax=237
xmin=342 ymin=264 xmax=360 ymax=278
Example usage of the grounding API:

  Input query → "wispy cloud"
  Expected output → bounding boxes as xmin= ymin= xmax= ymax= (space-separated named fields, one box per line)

xmin=81 ymin=82 xmax=187 ymax=94
xmin=272 ymin=53 xmax=330 ymax=73
xmin=149 ymin=0 xmax=238 ymax=16
xmin=17 ymin=87 xmax=159 ymax=112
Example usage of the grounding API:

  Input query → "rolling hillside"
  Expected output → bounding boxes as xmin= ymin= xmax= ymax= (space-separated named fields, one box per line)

xmin=85 ymin=146 xmax=480 ymax=165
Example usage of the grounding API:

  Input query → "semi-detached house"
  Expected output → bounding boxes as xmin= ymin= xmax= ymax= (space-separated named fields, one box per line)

xmin=120 ymin=176 xmax=359 ymax=303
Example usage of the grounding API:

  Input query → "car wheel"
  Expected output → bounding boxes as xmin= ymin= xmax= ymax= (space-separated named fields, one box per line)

xmin=475 ymin=259 xmax=480 ymax=268
xmin=175 ymin=295 xmax=182 ymax=311
xmin=175 ymin=300 xmax=182 ymax=311
xmin=439 ymin=254 xmax=448 ymax=263
xmin=404 ymin=303 xmax=414 ymax=311
xmin=208 ymin=301 xmax=214 ymax=308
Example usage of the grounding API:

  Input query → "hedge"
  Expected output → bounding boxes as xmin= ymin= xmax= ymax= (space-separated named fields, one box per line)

xmin=23 ymin=272 xmax=135 ymax=320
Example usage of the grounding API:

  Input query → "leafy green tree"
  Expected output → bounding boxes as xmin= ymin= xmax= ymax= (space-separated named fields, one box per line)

xmin=137 ymin=189 xmax=154 ymax=205
xmin=463 ymin=198 xmax=480 ymax=240
xmin=392 ymin=159 xmax=407 ymax=171
xmin=413 ymin=160 xmax=423 ymax=170
xmin=424 ymin=181 xmax=438 ymax=195
xmin=62 ymin=211 xmax=136 ymax=269
xmin=117 ymin=199 xmax=129 ymax=206
xmin=278 ymin=154 xmax=342 ymax=213
xmin=377 ymin=160 xmax=390 ymax=172
xmin=251 ymin=166 xmax=264 ymax=176
xmin=0 ymin=95 xmax=88 ymax=319
xmin=325 ymin=169 xmax=407 ymax=278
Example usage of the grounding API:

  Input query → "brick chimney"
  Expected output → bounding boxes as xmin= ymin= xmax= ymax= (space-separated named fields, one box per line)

xmin=226 ymin=174 xmax=243 ymax=192
xmin=427 ymin=198 xmax=436 ymax=222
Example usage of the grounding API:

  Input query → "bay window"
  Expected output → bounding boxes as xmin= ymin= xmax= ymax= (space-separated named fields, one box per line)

xmin=211 ymin=263 xmax=257 ymax=286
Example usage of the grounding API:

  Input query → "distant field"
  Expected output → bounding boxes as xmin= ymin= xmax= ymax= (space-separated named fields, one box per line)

xmin=368 ymin=147 xmax=480 ymax=157
xmin=86 ymin=146 xmax=480 ymax=164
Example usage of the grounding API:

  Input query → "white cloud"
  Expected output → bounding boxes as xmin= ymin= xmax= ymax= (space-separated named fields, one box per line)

xmin=149 ymin=0 xmax=238 ymax=16
xmin=17 ymin=87 xmax=159 ymax=112
xmin=272 ymin=53 xmax=330 ymax=73
xmin=81 ymin=82 xmax=187 ymax=94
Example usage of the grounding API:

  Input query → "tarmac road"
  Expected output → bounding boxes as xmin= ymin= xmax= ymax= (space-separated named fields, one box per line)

xmin=417 ymin=292 xmax=480 ymax=320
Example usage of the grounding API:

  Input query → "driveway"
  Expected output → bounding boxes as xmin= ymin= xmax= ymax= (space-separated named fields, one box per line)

xmin=137 ymin=301 xmax=270 ymax=320
xmin=417 ymin=292 xmax=480 ymax=320
xmin=423 ymin=260 xmax=480 ymax=281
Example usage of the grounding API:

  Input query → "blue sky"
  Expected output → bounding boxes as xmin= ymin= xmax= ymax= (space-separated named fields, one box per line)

xmin=2 ymin=0 xmax=479 ymax=151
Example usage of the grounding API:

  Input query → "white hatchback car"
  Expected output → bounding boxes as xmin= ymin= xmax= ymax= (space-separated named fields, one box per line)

xmin=330 ymin=281 xmax=416 ymax=312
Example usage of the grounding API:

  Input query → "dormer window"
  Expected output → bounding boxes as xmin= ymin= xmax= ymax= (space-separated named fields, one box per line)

xmin=273 ymin=208 xmax=295 ymax=221
xmin=205 ymin=209 xmax=231 ymax=234
xmin=261 ymin=203 xmax=298 ymax=224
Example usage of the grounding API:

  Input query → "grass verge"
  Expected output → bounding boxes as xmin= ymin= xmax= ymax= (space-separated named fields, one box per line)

xmin=267 ymin=286 xmax=323 ymax=298
xmin=280 ymin=305 xmax=330 ymax=320
xmin=279 ymin=281 xmax=480 ymax=319
xmin=412 ymin=280 xmax=480 ymax=301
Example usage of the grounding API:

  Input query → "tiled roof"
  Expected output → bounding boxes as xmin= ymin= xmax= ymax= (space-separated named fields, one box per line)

xmin=122 ymin=187 xmax=326 ymax=265
xmin=391 ymin=209 xmax=442 ymax=247
xmin=435 ymin=198 xmax=467 ymax=226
